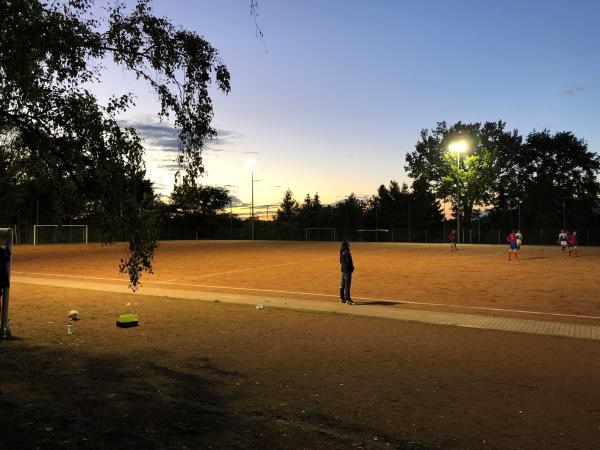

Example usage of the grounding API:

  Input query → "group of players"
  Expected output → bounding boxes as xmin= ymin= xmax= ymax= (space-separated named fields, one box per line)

xmin=448 ymin=228 xmax=579 ymax=259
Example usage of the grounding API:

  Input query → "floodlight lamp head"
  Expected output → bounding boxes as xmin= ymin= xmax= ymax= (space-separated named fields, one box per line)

xmin=448 ymin=140 xmax=468 ymax=153
xmin=245 ymin=158 xmax=256 ymax=169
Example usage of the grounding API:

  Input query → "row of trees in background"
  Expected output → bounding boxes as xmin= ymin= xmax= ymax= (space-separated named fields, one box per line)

xmin=272 ymin=181 xmax=442 ymax=240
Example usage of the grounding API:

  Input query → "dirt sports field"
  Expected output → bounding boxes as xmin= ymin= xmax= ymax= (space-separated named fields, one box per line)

xmin=2 ymin=241 xmax=600 ymax=449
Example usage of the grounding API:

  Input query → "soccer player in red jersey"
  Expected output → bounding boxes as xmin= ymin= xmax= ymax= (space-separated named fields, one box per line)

xmin=568 ymin=231 xmax=578 ymax=257
xmin=506 ymin=230 xmax=518 ymax=260
xmin=449 ymin=229 xmax=457 ymax=252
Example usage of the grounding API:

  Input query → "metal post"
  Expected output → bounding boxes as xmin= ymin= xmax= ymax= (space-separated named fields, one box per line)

xmin=456 ymin=151 xmax=460 ymax=244
xmin=344 ymin=201 xmax=348 ymax=240
xmin=443 ymin=220 xmax=446 ymax=244
xmin=540 ymin=228 xmax=543 ymax=245
xmin=251 ymin=170 xmax=254 ymax=240
xmin=375 ymin=205 xmax=378 ymax=243
xmin=588 ymin=230 xmax=590 ymax=247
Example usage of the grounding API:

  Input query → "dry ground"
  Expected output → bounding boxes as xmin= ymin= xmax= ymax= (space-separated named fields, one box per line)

xmin=2 ymin=241 xmax=600 ymax=449
xmin=11 ymin=241 xmax=600 ymax=322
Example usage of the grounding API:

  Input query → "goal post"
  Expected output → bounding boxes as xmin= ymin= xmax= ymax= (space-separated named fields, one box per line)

xmin=305 ymin=227 xmax=337 ymax=241
xmin=0 ymin=228 xmax=13 ymax=339
xmin=33 ymin=224 xmax=88 ymax=245
xmin=356 ymin=228 xmax=392 ymax=242
xmin=0 ymin=224 xmax=18 ymax=245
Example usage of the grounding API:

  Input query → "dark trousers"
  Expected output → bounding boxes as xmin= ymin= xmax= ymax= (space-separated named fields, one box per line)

xmin=340 ymin=272 xmax=352 ymax=301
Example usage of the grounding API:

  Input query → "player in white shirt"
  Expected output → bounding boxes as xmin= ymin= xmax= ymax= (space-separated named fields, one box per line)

xmin=515 ymin=230 xmax=523 ymax=251
xmin=558 ymin=230 xmax=568 ymax=252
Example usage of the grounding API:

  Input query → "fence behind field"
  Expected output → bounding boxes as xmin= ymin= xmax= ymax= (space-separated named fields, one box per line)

xmin=10 ymin=223 xmax=600 ymax=246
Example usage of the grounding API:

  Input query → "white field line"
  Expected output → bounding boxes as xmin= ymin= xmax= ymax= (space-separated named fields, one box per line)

xmin=13 ymin=270 xmax=600 ymax=321
xmin=172 ymin=256 xmax=334 ymax=280
xmin=13 ymin=271 xmax=126 ymax=283
xmin=11 ymin=256 xmax=333 ymax=285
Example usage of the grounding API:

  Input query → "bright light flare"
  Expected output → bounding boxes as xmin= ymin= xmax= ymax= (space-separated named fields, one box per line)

xmin=448 ymin=140 xmax=469 ymax=153
xmin=245 ymin=158 xmax=256 ymax=169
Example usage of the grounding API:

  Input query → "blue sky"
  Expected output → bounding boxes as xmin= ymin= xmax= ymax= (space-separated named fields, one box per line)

xmin=92 ymin=0 xmax=600 ymax=216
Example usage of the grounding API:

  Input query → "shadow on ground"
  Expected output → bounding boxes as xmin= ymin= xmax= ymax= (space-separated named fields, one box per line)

xmin=0 ymin=339 xmax=242 ymax=449
xmin=0 ymin=339 xmax=434 ymax=450
xmin=352 ymin=301 xmax=398 ymax=306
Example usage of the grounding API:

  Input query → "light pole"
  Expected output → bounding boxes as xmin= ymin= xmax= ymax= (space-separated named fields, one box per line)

xmin=375 ymin=203 xmax=378 ymax=242
xmin=246 ymin=159 xmax=256 ymax=240
xmin=448 ymin=140 xmax=469 ymax=244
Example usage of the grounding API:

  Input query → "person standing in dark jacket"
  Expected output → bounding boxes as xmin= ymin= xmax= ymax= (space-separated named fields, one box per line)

xmin=339 ymin=241 xmax=354 ymax=304
xmin=0 ymin=246 xmax=9 ymax=290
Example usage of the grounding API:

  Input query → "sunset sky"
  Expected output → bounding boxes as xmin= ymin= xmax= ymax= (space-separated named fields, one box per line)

xmin=92 ymin=0 xmax=600 ymax=217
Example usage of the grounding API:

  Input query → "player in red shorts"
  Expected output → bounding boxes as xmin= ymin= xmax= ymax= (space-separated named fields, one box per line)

xmin=568 ymin=231 xmax=578 ymax=257
xmin=506 ymin=230 xmax=518 ymax=260
xmin=449 ymin=229 xmax=457 ymax=252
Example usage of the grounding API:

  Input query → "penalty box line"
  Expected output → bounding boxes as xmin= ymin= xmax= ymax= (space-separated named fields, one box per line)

xmin=13 ymin=270 xmax=600 ymax=322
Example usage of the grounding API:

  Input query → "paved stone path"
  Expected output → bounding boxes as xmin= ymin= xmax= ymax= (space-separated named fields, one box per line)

xmin=13 ymin=275 xmax=600 ymax=341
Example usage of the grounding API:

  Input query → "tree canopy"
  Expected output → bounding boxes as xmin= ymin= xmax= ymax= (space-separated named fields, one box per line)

xmin=406 ymin=120 xmax=600 ymax=230
xmin=0 ymin=0 xmax=230 ymax=287
xmin=405 ymin=121 xmax=522 ymax=225
xmin=170 ymin=181 xmax=230 ymax=219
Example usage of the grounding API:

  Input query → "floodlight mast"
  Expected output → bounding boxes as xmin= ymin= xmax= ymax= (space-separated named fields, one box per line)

xmin=245 ymin=159 xmax=256 ymax=240
xmin=448 ymin=140 xmax=469 ymax=244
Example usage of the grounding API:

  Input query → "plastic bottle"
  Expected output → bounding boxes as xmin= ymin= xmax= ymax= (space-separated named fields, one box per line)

xmin=67 ymin=318 xmax=73 ymax=335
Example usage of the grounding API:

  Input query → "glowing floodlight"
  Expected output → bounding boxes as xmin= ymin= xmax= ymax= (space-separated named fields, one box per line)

xmin=448 ymin=140 xmax=468 ymax=153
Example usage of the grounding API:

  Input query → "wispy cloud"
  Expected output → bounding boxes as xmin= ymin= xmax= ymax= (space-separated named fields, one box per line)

xmin=563 ymin=85 xmax=585 ymax=96
xmin=206 ymin=130 xmax=246 ymax=153
xmin=121 ymin=119 xmax=245 ymax=154
xmin=159 ymin=163 xmax=180 ymax=171
xmin=563 ymin=75 xmax=600 ymax=96
xmin=131 ymin=122 xmax=180 ymax=151
xmin=231 ymin=197 xmax=249 ymax=207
